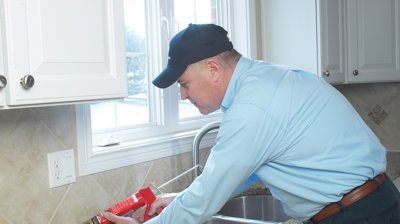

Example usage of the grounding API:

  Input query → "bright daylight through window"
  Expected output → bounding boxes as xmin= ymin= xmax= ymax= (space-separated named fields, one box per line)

xmin=77 ymin=0 xmax=230 ymax=176
xmin=91 ymin=0 xmax=217 ymax=132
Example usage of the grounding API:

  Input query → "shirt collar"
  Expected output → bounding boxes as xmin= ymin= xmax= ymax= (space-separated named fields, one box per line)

xmin=220 ymin=56 xmax=253 ymax=112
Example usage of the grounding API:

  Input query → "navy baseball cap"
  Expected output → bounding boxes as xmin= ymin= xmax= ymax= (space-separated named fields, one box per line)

xmin=152 ymin=23 xmax=233 ymax=88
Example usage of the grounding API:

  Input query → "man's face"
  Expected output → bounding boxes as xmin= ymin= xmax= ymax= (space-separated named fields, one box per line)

xmin=177 ymin=61 xmax=222 ymax=115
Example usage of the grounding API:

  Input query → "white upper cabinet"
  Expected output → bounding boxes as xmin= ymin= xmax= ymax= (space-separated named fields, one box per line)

xmin=0 ymin=35 xmax=5 ymax=108
xmin=347 ymin=0 xmax=400 ymax=82
xmin=261 ymin=0 xmax=319 ymax=75
xmin=260 ymin=0 xmax=400 ymax=84
xmin=1 ymin=0 xmax=127 ymax=108
xmin=0 ymin=77 xmax=5 ymax=108
xmin=0 ymin=81 xmax=5 ymax=107
xmin=318 ymin=0 xmax=346 ymax=83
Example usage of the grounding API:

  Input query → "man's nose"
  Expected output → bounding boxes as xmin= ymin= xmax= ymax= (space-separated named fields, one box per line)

xmin=180 ymin=88 xmax=188 ymax=100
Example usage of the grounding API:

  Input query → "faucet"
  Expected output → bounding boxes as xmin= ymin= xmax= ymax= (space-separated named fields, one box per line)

xmin=192 ymin=121 xmax=220 ymax=178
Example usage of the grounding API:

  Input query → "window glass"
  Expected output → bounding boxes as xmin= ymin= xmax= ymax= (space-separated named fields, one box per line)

xmin=76 ymin=0 xmax=255 ymax=176
xmin=91 ymin=0 xmax=149 ymax=132
xmin=174 ymin=0 xmax=217 ymax=119
xmin=91 ymin=0 xmax=219 ymax=132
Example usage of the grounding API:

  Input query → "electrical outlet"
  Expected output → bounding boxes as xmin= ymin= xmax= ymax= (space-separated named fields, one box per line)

xmin=47 ymin=149 xmax=76 ymax=188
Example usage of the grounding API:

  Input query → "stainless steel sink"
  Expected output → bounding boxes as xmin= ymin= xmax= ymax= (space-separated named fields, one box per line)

xmin=205 ymin=215 xmax=285 ymax=224
xmin=193 ymin=124 xmax=291 ymax=224
xmin=204 ymin=195 xmax=290 ymax=224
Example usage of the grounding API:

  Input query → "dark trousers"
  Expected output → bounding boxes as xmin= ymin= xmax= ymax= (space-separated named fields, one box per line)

xmin=319 ymin=174 xmax=400 ymax=224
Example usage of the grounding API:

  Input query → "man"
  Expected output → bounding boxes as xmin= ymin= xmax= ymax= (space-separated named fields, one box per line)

xmin=104 ymin=24 xmax=400 ymax=223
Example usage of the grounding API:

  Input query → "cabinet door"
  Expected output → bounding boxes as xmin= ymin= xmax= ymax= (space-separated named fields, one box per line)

xmin=0 ymin=24 xmax=5 ymax=108
xmin=261 ymin=0 xmax=318 ymax=74
xmin=3 ymin=0 xmax=127 ymax=106
xmin=0 ymin=80 xmax=5 ymax=107
xmin=347 ymin=0 xmax=400 ymax=82
xmin=318 ymin=0 xmax=346 ymax=84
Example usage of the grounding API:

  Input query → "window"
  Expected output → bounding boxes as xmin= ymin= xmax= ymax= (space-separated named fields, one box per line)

xmin=77 ymin=0 xmax=257 ymax=176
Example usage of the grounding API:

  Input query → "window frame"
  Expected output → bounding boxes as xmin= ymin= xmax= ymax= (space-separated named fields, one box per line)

xmin=77 ymin=0 xmax=258 ymax=176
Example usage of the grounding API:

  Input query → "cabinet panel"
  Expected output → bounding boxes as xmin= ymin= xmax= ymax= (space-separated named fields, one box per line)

xmin=261 ymin=0 xmax=318 ymax=74
xmin=347 ymin=0 xmax=400 ymax=82
xmin=0 ymin=23 xmax=5 ymax=108
xmin=0 ymin=84 xmax=4 ymax=107
xmin=318 ymin=0 xmax=346 ymax=83
xmin=3 ymin=0 xmax=127 ymax=106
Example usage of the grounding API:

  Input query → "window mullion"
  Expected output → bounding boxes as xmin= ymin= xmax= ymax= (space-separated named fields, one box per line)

xmin=146 ymin=0 xmax=164 ymax=129
xmin=78 ymin=0 xmax=232 ymax=176
xmin=157 ymin=0 xmax=180 ymax=131
xmin=161 ymin=85 xmax=180 ymax=129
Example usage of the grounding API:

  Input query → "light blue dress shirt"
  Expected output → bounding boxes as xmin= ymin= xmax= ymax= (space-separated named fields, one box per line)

xmin=146 ymin=57 xmax=386 ymax=223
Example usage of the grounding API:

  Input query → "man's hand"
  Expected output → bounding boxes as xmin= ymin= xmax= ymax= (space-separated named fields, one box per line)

xmin=149 ymin=193 xmax=177 ymax=217
xmin=102 ymin=193 xmax=178 ymax=224
xmin=134 ymin=193 xmax=179 ymax=222
xmin=102 ymin=212 xmax=139 ymax=224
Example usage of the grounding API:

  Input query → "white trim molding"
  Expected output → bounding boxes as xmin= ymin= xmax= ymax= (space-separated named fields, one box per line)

xmin=76 ymin=105 xmax=218 ymax=176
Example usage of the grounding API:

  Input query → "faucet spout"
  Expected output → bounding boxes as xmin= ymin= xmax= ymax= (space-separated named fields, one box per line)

xmin=192 ymin=121 xmax=220 ymax=178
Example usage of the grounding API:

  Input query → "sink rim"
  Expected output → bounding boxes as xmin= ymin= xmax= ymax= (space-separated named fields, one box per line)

xmin=207 ymin=214 xmax=285 ymax=224
xmin=215 ymin=194 xmax=290 ymax=222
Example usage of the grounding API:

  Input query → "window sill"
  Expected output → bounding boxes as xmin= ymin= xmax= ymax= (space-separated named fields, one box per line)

xmin=77 ymin=124 xmax=217 ymax=176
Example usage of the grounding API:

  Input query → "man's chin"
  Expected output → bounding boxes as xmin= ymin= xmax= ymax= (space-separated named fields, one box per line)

xmin=197 ymin=107 xmax=208 ymax=115
xmin=198 ymin=108 xmax=218 ymax=115
xmin=199 ymin=110 xmax=208 ymax=115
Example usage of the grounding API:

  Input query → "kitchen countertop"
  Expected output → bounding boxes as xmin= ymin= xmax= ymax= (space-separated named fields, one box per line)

xmin=241 ymin=150 xmax=400 ymax=196
xmin=233 ymin=151 xmax=400 ymax=224
xmin=239 ymin=183 xmax=271 ymax=196
xmin=241 ymin=179 xmax=400 ymax=224
xmin=242 ymin=174 xmax=400 ymax=197
xmin=387 ymin=151 xmax=400 ymax=180
xmin=394 ymin=177 xmax=400 ymax=191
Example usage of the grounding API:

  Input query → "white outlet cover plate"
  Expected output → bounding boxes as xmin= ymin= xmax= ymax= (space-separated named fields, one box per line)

xmin=47 ymin=149 xmax=76 ymax=188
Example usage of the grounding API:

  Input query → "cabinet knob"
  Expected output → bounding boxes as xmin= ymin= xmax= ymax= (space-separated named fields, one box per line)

xmin=352 ymin=69 xmax=359 ymax=76
xmin=0 ymin=75 xmax=7 ymax=90
xmin=323 ymin=70 xmax=330 ymax=77
xmin=20 ymin=74 xmax=35 ymax=89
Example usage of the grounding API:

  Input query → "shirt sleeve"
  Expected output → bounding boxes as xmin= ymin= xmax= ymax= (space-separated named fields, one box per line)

xmin=145 ymin=103 xmax=284 ymax=224
xmin=230 ymin=173 xmax=261 ymax=198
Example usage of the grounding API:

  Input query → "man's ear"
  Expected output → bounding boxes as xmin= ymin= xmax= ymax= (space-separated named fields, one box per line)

xmin=205 ymin=59 xmax=222 ymax=83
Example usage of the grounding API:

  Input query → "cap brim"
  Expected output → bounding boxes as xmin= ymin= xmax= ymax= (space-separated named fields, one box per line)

xmin=152 ymin=65 xmax=187 ymax=89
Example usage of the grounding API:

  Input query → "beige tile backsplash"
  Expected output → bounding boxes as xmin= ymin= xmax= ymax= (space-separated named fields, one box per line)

xmin=0 ymin=82 xmax=399 ymax=223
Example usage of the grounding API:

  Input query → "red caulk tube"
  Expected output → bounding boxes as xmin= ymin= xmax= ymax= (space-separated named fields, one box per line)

xmin=83 ymin=185 xmax=163 ymax=224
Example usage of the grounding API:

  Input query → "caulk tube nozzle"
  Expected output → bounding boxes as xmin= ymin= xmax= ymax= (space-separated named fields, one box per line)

xmin=81 ymin=216 xmax=100 ymax=224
